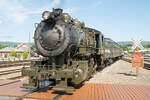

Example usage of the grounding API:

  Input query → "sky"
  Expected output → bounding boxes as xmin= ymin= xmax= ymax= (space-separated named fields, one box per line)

xmin=0 ymin=0 xmax=150 ymax=42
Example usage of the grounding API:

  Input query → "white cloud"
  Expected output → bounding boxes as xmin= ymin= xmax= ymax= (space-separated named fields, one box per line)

xmin=0 ymin=0 xmax=63 ymax=24
xmin=51 ymin=0 xmax=62 ymax=8
xmin=23 ymin=0 xmax=63 ymax=15
xmin=0 ymin=0 xmax=102 ymax=24
xmin=11 ymin=13 xmax=28 ymax=23
xmin=0 ymin=20 xmax=2 ymax=24
xmin=64 ymin=0 xmax=102 ymax=14
xmin=27 ymin=0 xmax=63 ymax=14
xmin=0 ymin=0 xmax=28 ymax=23
xmin=64 ymin=8 xmax=80 ymax=14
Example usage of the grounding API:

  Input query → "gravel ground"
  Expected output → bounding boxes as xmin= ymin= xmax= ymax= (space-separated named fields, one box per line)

xmin=87 ymin=60 xmax=150 ymax=86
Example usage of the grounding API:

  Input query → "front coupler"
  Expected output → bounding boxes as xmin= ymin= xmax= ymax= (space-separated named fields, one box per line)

xmin=21 ymin=66 xmax=75 ymax=91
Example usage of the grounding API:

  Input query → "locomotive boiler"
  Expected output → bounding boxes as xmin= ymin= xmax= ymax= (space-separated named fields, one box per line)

xmin=22 ymin=8 xmax=123 ymax=91
xmin=35 ymin=8 xmax=80 ymax=57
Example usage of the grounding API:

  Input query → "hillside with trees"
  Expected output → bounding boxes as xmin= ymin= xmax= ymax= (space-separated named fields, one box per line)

xmin=0 ymin=44 xmax=7 ymax=49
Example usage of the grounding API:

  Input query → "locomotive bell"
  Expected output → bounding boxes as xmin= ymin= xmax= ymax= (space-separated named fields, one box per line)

xmin=64 ymin=13 xmax=71 ymax=23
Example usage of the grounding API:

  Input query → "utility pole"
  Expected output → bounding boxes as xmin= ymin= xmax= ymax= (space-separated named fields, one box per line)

xmin=28 ymin=32 xmax=31 ymax=58
xmin=29 ymin=32 xmax=31 ymax=44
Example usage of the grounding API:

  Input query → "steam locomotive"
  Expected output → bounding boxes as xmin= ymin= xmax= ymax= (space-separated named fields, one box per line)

xmin=22 ymin=8 xmax=123 ymax=91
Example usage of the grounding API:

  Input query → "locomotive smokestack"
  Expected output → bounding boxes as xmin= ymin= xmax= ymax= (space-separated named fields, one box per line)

xmin=53 ymin=8 xmax=63 ymax=16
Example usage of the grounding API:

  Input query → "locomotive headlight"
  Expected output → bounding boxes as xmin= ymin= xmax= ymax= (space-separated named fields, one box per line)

xmin=42 ymin=11 xmax=51 ymax=20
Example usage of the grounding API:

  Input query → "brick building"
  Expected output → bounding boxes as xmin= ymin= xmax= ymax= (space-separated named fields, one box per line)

xmin=0 ymin=44 xmax=31 ymax=58
xmin=17 ymin=43 xmax=31 ymax=51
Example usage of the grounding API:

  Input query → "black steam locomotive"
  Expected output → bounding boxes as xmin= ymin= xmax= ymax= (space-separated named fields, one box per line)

xmin=22 ymin=8 xmax=123 ymax=91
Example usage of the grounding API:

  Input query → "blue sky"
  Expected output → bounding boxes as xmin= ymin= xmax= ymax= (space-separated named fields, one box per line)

xmin=0 ymin=0 xmax=150 ymax=42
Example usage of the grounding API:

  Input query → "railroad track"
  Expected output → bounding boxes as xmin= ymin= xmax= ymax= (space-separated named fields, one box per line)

xmin=0 ymin=68 xmax=27 ymax=80
xmin=144 ymin=58 xmax=150 ymax=62
xmin=0 ymin=69 xmax=21 ymax=76
xmin=8 ymin=75 xmax=25 ymax=80
xmin=0 ymin=60 xmax=31 ymax=68
xmin=122 ymin=57 xmax=150 ymax=70
xmin=0 ymin=60 xmax=32 ymax=80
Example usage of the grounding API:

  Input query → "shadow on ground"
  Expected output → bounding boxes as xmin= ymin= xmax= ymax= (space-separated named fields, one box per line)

xmin=118 ymin=72 xmax=136 ymax=76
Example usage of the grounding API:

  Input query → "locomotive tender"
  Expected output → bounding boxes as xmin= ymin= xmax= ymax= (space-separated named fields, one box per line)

xmin=22 ymin=8 xmax=123 ymax=91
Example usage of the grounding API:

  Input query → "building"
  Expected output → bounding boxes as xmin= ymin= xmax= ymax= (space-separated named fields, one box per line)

xmin=0 ymin=44 xmax=31 ymax=58
xmin=17 ymin=43 xmax=31 ymax=51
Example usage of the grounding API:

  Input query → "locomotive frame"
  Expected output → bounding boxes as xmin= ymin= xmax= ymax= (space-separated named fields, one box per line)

xmin=21 ymin=8 xmax=123 ymax=91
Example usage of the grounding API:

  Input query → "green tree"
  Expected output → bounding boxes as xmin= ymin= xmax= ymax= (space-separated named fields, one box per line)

xmin=17 ymin=54 xmax=21 ymax=58
xmin=32 ymin=44 xmax=37 ymax=51
xmin=10 ymin=51 xmax=17 ymax=57
xmin=23 ymin=51 xmax=28 ymax=59
xmin=0 ymin=44 xmax=6 ymax=49
xmin=144 ymin=44 xmax=150 ymax=48
xmin=4 ymin=54 xmax=8 ymax=58
xmin=145 ymin=51 xmax=150 ymax=54
xmin=120 ymin=45 xmax=131 ymax=52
